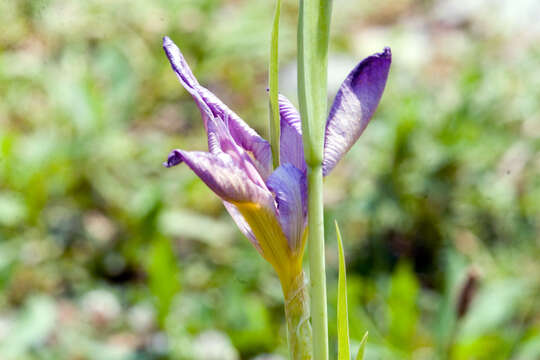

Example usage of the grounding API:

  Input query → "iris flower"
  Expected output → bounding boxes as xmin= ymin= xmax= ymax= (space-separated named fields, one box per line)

xmin=162 ymin=36 xmax=390 ymax=294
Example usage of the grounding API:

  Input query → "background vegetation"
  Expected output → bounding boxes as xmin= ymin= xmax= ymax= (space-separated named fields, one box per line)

xmin=1 ymin=0 xmax=539 ymax=359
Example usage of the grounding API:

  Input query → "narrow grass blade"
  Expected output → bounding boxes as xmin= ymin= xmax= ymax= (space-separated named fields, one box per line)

xmin=268 ymin=0 xmax=282 ymax=169
xmin=355 ymin=331 xmax=368 ymax=360
xmin=336 ymin=220 xmax=350 ymax=360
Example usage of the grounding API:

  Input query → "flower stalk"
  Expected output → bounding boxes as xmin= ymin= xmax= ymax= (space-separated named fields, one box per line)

xmin=298 ymin=0 xmax=333 ymax=359
xmin=284 ymin=271 xmax=313 ymax=360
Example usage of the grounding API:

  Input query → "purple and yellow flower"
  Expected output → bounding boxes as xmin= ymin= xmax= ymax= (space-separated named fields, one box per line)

xmin=162 ymin=36 xmax=390 ymax=293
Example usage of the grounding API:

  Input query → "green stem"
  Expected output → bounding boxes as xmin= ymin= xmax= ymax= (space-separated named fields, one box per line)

xmin=284 ymin=272 xmax=313 ymax=360
xmin=298 ymin=0 xmax=332 ymax=359
xmin=297 ymin=0 xmax=332 ymax=166
xmin=269 ymin=0 xmax=282 ymax=169
xmin=307 ymin=164 xmax=328 ymax=360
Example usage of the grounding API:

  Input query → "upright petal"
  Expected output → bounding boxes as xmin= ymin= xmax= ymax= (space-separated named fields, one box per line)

xmin=163 ymin=149 xmax=272 ymax=205
xmin=163 ymin=37 xmax=272 ymax=179
xmin=323 ymin=47 xmax=391 ymax=176
xmin=266 ymin=164 xmax=308 ymax=255
xmin=279 ymin=95 xmax=306 ymax=173
xmin=162 ymin=36 xmax=212 ymax=120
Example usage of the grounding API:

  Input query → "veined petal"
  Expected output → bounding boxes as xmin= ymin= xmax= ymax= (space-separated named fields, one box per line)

xmin=162 ymin=36 xmax=212 ymax=120
xmin=206 ymin=118 xmax=267 ymax=190
xmin=203 ymin=90 xmax=273 ymax=179
xmin=163 ymin=36 xmax=272 ymax=179
xmin=267 ymin=163 xmax=307 ymax=255
xmin=235 ymin=201 xmax=301 ymax=291
xmin=323 ymin=47 xmax=391 ymax=176
xmin=279 ymin=95 xmax=306 ymax=173
xmin=222 ymin=201 xmax=262 ymax=253
xmin=163 ymin=149 xmax=272 ymax=205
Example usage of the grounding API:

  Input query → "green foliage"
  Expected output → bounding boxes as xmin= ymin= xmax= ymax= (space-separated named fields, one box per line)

xmin=356 ymin=332 xmax=368 ymax=360
xmin=147 ymin=235 xmax=181 ymax=326
xmin=387 ymin=262 xmax=419 ymax=351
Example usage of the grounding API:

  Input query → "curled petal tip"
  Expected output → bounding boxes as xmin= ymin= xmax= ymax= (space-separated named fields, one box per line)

xmin=162 ymin=36 xmax=173 ymax=47
xmin=164 ymin=149 xmax=184 ymax=168
xmin=382 ymin=47 xmax=391 ymax=58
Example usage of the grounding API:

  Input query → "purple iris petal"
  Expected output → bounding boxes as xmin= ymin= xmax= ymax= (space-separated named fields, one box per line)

xmin=266 ymin=164 xmax=307 ymax=253
xmin=206 ymin=118 xmax=267 ymax=190
xmin=163 ymin=37 xmax=273 ymax=179
xmin=165 ymin=149 xmax=273 ymax=205
xmin=323 ymin=47 xmax=391 ymax=176
xmin=279 ymin=95 xmax=306 ymax=173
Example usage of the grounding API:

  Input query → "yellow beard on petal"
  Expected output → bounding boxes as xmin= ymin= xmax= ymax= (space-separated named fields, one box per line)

xmin=234 ymin=202 xmax=304 ymax=295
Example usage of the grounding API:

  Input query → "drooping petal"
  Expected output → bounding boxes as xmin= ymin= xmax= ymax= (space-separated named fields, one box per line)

xmin=323 ymin=47 xmax=391 ymax=176
xmin=235 ymin=201 xmax=300 ymax=289
xmin=163 ymin=149 xmax=272 ymax=205
xmin=222 ymin=201 xmax=262 ymax=253
xmin=163 ymin=37 xmax=272 ymax=179
xmin=279 ymin=95 xmax=306 ymax=173
xmin=266 ymin=163 xmax=307 ymax=255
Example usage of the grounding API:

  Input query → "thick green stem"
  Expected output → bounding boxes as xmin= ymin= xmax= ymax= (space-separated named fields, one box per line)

xmin=298 ymin=0 xmax=332 ymax=359
xmin=269 ymin=0 xmax=282 ymax=169
xmin=297 ymin=0 xmax=332 ymax=166
xmin=307 ymin=165 xmax=328 ymax=359
xmin=284 ymin=272 xmax=313 ymax=360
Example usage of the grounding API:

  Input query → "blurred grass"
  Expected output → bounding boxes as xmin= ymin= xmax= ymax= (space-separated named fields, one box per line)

xmin=1 ymin=0 xmax=540 ymax=359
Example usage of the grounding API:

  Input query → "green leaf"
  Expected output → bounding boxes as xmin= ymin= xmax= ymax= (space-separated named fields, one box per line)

xmin=268 ymin=0 xmax=282 ymax=169
xmin=336 ymin=220 xmax=350 ymax=360
xmin=355 ymin=331 xmax=368 ymax=360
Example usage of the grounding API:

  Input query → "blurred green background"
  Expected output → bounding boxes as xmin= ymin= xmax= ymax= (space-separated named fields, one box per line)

xmin=1 ymin=0 xmax=540 ymax=359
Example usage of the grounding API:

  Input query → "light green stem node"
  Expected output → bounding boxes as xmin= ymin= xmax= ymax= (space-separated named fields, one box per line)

xmin=284 ymin=271 xmax=313 ymax=360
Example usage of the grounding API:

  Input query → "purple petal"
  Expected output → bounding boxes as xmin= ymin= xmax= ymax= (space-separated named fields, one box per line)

xmin=279 ymin=95 xmax=306 ymax=173
xmin=323 ymin=47 xmax=391 ymax=176
xmin=206 ymin=118 xmax=267 ymax=190
xmin=222 ymin=201 xmax=262 ymax=254
xmin=164 ymin=149 xmax=273 ymax=205
xmin=266 ymin=164 xmax=307 ymax=254
xmin=163 ymin=37 xmax=272 ymax=179
xmin=162 ymin=36 xmax=212 ymax=119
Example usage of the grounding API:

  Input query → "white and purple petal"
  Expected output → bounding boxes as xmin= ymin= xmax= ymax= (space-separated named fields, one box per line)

xmin=279 ymin=95 xmax=306 ymax=173
xmin=323 ymin=47 xmax=391 ymax=176
xmin=164 ymin=149 xmax=272 ymax=205
xmin=163 ymin=37 xmax=272 ymax=179
xmin=266 ymin=164 xmax=307 ymax=254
